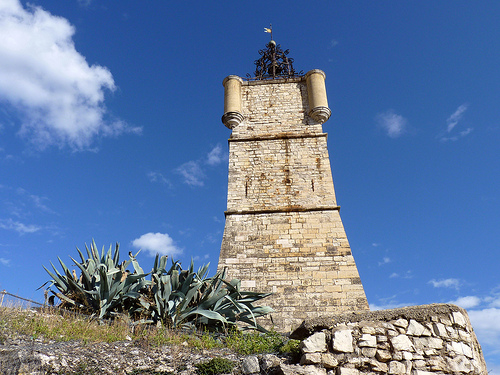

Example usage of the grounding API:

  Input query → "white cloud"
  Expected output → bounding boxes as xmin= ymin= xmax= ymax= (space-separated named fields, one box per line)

xmin=0 ymin=0 xmax=140 ymax=150
xmin=206 ymin=144 xmax=224 ymax=166
xmin=176 ymin=160 xmax=205 ymax=186
xmin=147 ymin=171 xmax=171 ymax=187
xmin=448 ymin=295 xmax=481 ymax=309
xmin=446 ymin=104 xmax=468 ymax=133
xmin=131 ymin=232 xmax=182 ymax=258
xmin=0 ymin=257 xmax=10 ymax=266
xmin=0 ymin=218 xmax=41 ymax=234
xmin=428 ymin=278 xmax=461 ymax=290
xmin=376 ymin=110 xmax=408 ymax=138
xmin=439 ymin=104 xmax=472 ymax=142
xmin=378 ymin=256 xmax=391 ymax=266
xmin=468 ymin=308 xmax=500 ymax=346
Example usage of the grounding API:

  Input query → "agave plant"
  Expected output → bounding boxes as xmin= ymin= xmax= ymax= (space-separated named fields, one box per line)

xmin=42 ymin=241 xmax=273 ymax=331
xmin=40 ymin=240 xmax=149 ymax=319
xmin=140 ymin=257 xmax=273 ymax=331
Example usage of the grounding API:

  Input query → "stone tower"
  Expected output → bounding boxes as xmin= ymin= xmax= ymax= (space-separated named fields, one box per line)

xmin=218 ymin=41 xmax=369 ymax=331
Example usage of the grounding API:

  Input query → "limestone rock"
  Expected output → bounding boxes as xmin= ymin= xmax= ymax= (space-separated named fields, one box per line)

xmin=336 ymin=368 xmax=359 ymax=375
xmin=300 ymin=353 xmax=321 ymax=365
xmin=321 ymin=353 xmax=338 ymax=369
xmin=361 ymin=347 xmax=377 ymax=357
xmin=242 ymin=356 xmax=260 ymax=374
xmin=301 ymin=332 xmax=327 ymax=353
xmin=358 ymin=334 xmax=376 ymax=348
xmin=261 ymin=354 xmax=281 ymax=371
xmin=406 ymin=320 xmax=431 ymax=336
xmin=279 ymin=364 xmax=327 ymax=375
xmin=388 ymin=361 xmax=406 ymax=374
xmin=332 ymin=329 xmax=353 ymax=353
xmin=390 ymin=335 xmax=414 ymax=352
xmin=375 ymin=349 xmax=392 ymax=362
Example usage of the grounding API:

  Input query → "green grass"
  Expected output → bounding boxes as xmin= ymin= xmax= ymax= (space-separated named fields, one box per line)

xmin=0 ymin=306 xmax=299 ymax=356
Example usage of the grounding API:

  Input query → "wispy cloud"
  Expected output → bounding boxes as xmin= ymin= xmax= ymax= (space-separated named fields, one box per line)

xmin=439 ymin=104 xmax=472 ymax=142
xmin=0 ymin=0 xmax=141 ymax=150
xmin=448 ymin=295 xmax=481 ymax=309
xmin=376 ymin=110 xmax=408 ymax=138
xmin=176 ymin=160 xmax=205 ymax=186
xmin=0 ymin=258 xmax=10 ymax=266
xmin=206 ymin=144 xmax=224 ymax=166
xmin=175 ymin=144 xmax=226 ymax=187
xmin=0 ymin=218 xmax=41 ymax=234
xmin=378 ymin=256 xmax=391 ymax=266
xmin=389 ymin=270 xmax=413 ymax=279
xmin=147 ymin=171 xmax=172 ymax=187
xmin=131 ymin=232 xmax=182 ymax=258
xmin=16 ymin=187 xmax=55 ymax=214
xmin=446 ymin=104 xmax=468 ymax=132
xmin=428 ymin=278 xmax=461 ymax=290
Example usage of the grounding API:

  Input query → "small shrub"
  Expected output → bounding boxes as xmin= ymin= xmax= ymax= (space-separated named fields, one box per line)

xmin=225 ymin=330 xmax=284 ymax=355
xmin=195 ymin=357 xmax=235 ymax=375
xmin=279 ymin=339 xmax=301 ymax=362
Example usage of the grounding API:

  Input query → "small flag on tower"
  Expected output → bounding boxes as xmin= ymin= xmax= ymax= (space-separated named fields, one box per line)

xmin=264 ymin=27 xmax=272 ymax=33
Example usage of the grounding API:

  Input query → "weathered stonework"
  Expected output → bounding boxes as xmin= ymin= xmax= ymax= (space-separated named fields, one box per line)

xmin=218 ymin=72 xmax=369 ymax=331
xmin=289 ymin=304 xmax=488 ymax=375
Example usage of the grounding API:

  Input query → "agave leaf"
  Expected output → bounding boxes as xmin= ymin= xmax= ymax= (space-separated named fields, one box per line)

xmin=84 ymin=243 xmax=92 ymax=261
xmin=131 ymin=257 xmax=145 ymax=275
xmin=197 ymin=263 xmax=210 ymax=280
xmin=113 ymin=242 xmax=120 ymax=266
xmin=70 ymin=257 xmax=92 ymax=288
xmin=178 ymin=308 xmax=228 ymax=326
xmin=43 ymin=265 xmax=68 ymax=293
xmin=159 ymin=255 xmax=168 ymax=272
xmin=57 ymin=257 xmax=71 ymax=277
xmin=179 ymin=272 xmax=195 ymax=296
xmin=152 ymin=254 xmax=159 ymax=272
xmin=75 ymin=246 xmax=86 ymax=264
xmin=236 ymin=316 xmax=269 ymax=332
xmin=171 ymin=269 xmax=179 ymax=291
xmin=53 ymin=291 xmax=77 ymax=306
xmin=98 ymin=266 xmax=109 ymax=301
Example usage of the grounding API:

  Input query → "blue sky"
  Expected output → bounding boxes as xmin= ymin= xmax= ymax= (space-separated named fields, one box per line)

xmin=0 ymin=0 xmax=499 ymax=370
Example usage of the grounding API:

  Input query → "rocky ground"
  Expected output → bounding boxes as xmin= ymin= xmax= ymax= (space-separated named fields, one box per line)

xmin=0 ymin=330 xmax=308 ymax=375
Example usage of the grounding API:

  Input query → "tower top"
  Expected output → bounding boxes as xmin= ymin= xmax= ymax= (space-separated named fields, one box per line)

xmin=247 ymin=40 xmax=303 ymax=81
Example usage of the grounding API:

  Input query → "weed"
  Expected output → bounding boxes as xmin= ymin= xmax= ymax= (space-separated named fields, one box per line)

xmin=225 ymin=330 xmax=284 ymax=355
xmin=194 ymin=357 xmax=235 ymax=375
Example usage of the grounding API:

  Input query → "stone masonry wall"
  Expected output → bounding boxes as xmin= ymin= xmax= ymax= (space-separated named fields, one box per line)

xmin=218 ymin=76 xmax=369 ymax=332
xmin=288 ymin=304 xmax=488 ymax=375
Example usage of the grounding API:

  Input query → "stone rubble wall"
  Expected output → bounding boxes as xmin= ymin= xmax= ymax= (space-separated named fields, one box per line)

xmin=285 ymin=304 xmax=488 ymax=375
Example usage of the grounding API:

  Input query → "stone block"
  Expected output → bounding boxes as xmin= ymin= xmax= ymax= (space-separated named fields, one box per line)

xmin=390 ymin=335 xmax=414 ymax=352
xmin=406 ymin=320 xmax=431 ymax=336
xmin=388 ymin=361 xmax=406 ymax=374
xmin=358 ymin=334 xmax=377 ymax=347
xmin=321 ymin=353 xmax=338 ymax=369
xmin=452 ymin=311 xmax=467 ymax=328
xmin=375 ymin=349 xmax=392 ymax=362
xmin=300 ymin=353 xmax=321 ymax=365
xmin=301 ymin=332 xmax=327 ymax=353
xmin=332 ymin=329 xmax=354 ymax=353
xmin=336 ymin=368 xmax=359 ymax=375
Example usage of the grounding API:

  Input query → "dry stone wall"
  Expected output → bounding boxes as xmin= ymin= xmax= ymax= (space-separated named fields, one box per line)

xmin=218 ymin=75 xmax=368 ymax=332
xmin=289 ymin=304 xmax=488 ymax=375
